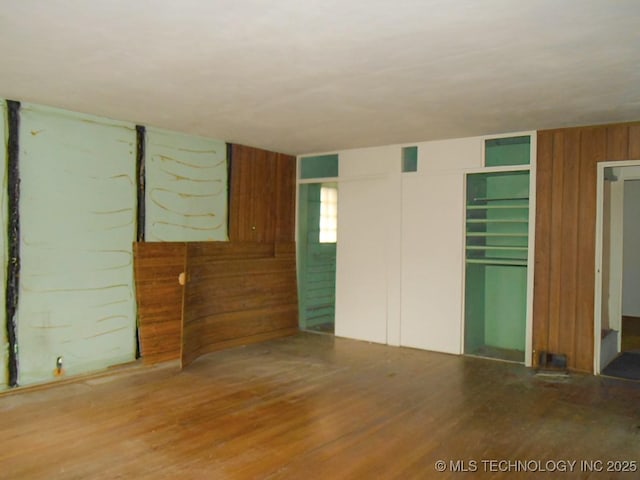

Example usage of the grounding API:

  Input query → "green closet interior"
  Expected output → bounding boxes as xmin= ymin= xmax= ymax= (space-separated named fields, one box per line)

xmin=464 ymin=136 xmax=531 ymax=363
xmin=298 ymin=155 xmax=338 ymax=333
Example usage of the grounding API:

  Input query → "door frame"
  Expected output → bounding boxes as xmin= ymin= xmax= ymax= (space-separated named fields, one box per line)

xmin=594 ymin=159 xmax=640 ymax=374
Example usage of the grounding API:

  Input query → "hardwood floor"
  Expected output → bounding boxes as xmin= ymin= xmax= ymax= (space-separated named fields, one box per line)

xmin=622 ymin=316 xmax=640 ymax=352
xmin=2 ymin=333 xmax=640 ymax=479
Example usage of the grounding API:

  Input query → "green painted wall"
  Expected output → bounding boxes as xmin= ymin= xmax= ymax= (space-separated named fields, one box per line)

xmin=485 ymin=136 xmax=530 ymax=167
xmin=17 ymin=104 xmax=138 ymax=385
xmin=298 ymin=183 xmax=337 ymax=329
xmin=465 ymin=170 xmax=529 ymax=359
xmin=146 ymin=128 xmax=227 ymax=241
xmin=8 ymin=106 xmax=231 ymax=386
xmin=0 ymin=101 xmax=7 ymax=389
xmin=483 ymin=172 xmax=528 ymax=351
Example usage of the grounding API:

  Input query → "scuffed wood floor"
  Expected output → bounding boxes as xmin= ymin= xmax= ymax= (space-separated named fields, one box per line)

xmin=1 ymin=333 xmax=640 ymax=479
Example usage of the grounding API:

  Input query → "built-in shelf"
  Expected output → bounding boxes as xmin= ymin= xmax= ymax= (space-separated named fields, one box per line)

xmin=466 ymin=219 xmax=528 ymax=224
xmin=466 ymin=204 xmax=529 ymax=210
xmin=473 ymin=196 xmax=529 ymax=202
xmin=466 ymin=258 xmax=528 ymax=266
xmin=466 ymin=245 xmax=528 ymax=251
xmin=466 ymin=232 xmax=529 ymax=238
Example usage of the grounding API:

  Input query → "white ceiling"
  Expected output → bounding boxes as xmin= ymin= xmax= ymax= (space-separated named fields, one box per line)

xmin=1 ymin=0 xmax=639 ymax=155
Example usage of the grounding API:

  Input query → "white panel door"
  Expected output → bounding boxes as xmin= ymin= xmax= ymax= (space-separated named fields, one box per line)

xmin=335 ymin=177 xmax=389 ymax=344
xmin=401 ymin=172 xmax=465 ymax=354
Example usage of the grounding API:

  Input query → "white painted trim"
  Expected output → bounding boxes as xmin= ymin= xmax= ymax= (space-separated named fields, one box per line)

xmin=298 ymin=176 xmax=339 ymax=184
xmin=461 ymin=132 xmax=536 ymax=366
xmin=525 ymin=134 xmax=537 ymax=367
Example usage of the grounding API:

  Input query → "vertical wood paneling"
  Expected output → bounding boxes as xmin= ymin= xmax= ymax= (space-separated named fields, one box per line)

xmin=575 ymin=128 xmax=605 ymax=371
xmin=229 ymin=144 xmax=296 ymax=243
xmin=532 ymin=131 xmax=553 ymax=366
xmin=534 ymin=121 xmax=640 ymax=373
xmin=546 ymin=132 xmax=565 ymax=356
xmin=275 ymin=155 xmax=296 ymax=243
xmin=629 ymin=125 xmax=640 ymax=158
xmin=606 ymin=124 xmax=629 ymax=161
xmin=558 ymin=130 xmax=581 ymax=360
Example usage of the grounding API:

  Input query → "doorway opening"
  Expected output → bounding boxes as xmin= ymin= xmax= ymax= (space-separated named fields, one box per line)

xmin=298 ymin=182 xmax=338 ymax=334
xmin=596 ymin=162 xmax=640 ymax=379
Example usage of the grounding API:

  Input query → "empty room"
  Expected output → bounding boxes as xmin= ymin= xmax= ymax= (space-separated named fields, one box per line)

xmin=1 ymin=1 xmax=640 ymax=478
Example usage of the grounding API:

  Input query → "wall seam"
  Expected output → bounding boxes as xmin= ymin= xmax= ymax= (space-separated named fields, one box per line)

xmin=5 ymin=100 xmax=20 ymax=387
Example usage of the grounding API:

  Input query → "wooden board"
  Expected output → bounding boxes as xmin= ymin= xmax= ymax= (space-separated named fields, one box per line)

xmin=228 ymin=144 xmax=296 ymax=242
xmin=133 ymin=242 xmax=186 ymax=365
xmin=533 ymin=121 xmax=640 ymax=372
xmin=181 ymin=242 xmax=298 ymax=367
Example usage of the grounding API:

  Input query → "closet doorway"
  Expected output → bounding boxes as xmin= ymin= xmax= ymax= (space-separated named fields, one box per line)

xmin=596 ymin=162 xmax=640 ymax=378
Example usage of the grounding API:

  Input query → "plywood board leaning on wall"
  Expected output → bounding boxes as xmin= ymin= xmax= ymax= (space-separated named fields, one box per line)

xmin=181 ymin=242 xmax=298 ymax=367
xmin=133 ymin=242 xmax=186 ymax=365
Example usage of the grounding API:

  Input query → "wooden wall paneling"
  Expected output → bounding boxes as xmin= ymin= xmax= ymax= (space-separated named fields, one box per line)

xmin=532 ymin=131 xmax=553 ymax=367
xmin=575 ymin=128 xmax=606 ymax=371
xmin=533 ymin=121 xmax=640 ymax=373
xmin=133 ymin=242 xmax=186 ymax=365
xmin=629 ymin=125 xmax=640 ymax=158
xmin=229 ymin=144 xmax=275 ymax=242
xmin=229 ymin=144 xmax=296 ymax=243
xmin=558 ymin=129 xmax=581 ymax=365
xmin=181 ymin=242 xmax=298 ymax=368
xmin=546 ymin=131 xmax=566 ymax=357
xmin=606 ymin=124 xmax=629 ymax=161
xmin=275 ymin=154 xmax=297 ymax=243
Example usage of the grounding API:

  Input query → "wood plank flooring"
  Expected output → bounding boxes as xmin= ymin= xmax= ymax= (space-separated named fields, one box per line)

xmin=2 ymin=333 xmax=640 ymax=479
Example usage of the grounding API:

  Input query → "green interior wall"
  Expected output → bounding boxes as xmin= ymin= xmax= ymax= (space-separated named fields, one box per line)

xmin=300 ymin=154 xmax=339 ymax=179
xmin=0 ymin=102 xmax=231 ymax=387
xmin=145 ymin=128 xmax=228 ymax=241
xmin=17 ymin=104 xmax=138 ymax=385
xmin=465 ymin=170 xmax=529 ymax=360
xmin=0 ymin=101 xmax=7 ymax=389
xmin=298 ymin=183 xmax=337 ymax=329
xmin=485 ymin=136 xmax=531 ymax=167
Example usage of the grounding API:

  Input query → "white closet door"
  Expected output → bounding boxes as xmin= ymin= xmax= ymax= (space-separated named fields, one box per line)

xmin=335 ymin=177 xmax=389 ymax=344
xmin=401 ymin=172 xmax=465 ymax=354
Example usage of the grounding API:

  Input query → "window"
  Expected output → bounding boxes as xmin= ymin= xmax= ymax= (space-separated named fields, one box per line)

xmin=319 ymin=185 xmax=337 ymax=243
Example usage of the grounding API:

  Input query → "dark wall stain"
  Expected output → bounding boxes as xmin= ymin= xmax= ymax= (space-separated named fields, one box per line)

xmin=136 ymin=125 xmax=146 ymax=242
xmin=5 ymin=100 xmax=21 ymax=387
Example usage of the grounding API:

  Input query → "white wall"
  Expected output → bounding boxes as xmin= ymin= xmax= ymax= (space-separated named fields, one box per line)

xmin=400 ymin=137 xmax=482 ymax=354
xmin=335 ymin=146 xmax=401 ymax=344
xmin=623 ymin=180 xmax=640 ymax=317
xmin=332 ymin=136 xmax=483 ymax=353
